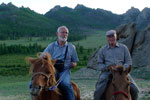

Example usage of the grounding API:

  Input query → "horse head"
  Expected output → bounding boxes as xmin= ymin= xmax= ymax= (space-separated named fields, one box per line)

xmin=26 ymin=53 xmax=58 ymax=97
xmin=109 ymin=65 xmax=132 ymax=100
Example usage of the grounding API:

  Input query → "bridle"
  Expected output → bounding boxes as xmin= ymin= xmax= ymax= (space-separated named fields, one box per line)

xmin=30 ymin=72 xmax=53 ymax=91
xmin=112 ymin=91 xmax=129 ymax=99
xmin=111 ymin=84 xmax=129 ymax=100
xmin=30 ymin=69 xmax=69 ymax=92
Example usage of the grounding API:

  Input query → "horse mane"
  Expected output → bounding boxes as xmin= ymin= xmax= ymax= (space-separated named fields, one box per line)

xmin=28 ymin=53 xmax=56 ymax=74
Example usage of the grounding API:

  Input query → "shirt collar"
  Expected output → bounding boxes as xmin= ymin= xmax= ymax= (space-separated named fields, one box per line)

xmin=107 ymin=42 xmax=119 ymax=49
xmin=54 ymin=41 xmax=68 ymax=46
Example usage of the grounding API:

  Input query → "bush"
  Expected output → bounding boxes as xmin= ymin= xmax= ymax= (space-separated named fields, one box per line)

xmin=0 ymin=65 xmax=29 ymax=76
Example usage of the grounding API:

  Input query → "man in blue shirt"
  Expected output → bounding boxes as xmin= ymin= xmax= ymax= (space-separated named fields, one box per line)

xmin=41 ymin=26 xmax=79 ymax=100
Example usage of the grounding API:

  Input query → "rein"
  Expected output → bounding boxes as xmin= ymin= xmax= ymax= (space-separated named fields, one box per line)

xmin=53 ymin=69 xmax=69 ymax=89
xmin=30 ymin=72 xmax=53 ymax=90
xmin=30 ymin=69 xmax=69 ymax=91
xmin=112 ymin=91 xmax=129 ymax=98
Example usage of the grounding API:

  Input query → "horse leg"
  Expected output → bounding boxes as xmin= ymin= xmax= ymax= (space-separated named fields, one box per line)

xmin=71 ymin=81 xmax=80 ymax=100
xmin=105 ymin=83 xmax=113 ymax=100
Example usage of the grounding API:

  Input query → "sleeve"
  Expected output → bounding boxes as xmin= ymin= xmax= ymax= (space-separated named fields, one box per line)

xmin=123 ymin=45 xmax=132 ymax=68
xmin=98 ymin=47 xmax=108 ymax=71
xmin=40 ymin=44 xmax=53 ymax=58
xmin=71 ymin=45 xmax=79 ymax=62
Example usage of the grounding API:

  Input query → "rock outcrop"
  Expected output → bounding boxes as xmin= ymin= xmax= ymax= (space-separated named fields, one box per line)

xmin=122 ymin=7 xmax=140 ymax=23
xmin=136 ymin=8 xmax=150 ymax=29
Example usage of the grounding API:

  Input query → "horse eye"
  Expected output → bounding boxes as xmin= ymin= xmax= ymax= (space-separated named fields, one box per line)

xmin=112 ymin=83 xmax=116 ymax=88
xmin=41 ymin=76 xmax=47 ymax=80
xmin=112 ymin=78 xmax=115 ymax=81
xmin=38 ymin=86 xmax=41 ymax=89
xmin=126 ymin=77 xmax=129 ymax=80
xmin=46 ymin=71 xmax=50 ymax=74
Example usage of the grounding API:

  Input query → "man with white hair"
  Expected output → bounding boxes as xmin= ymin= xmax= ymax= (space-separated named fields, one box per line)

xmin=41 ymin=26 xmax=79 ymax=100
xmin=94 ymin=30 xmax=139 ymax=100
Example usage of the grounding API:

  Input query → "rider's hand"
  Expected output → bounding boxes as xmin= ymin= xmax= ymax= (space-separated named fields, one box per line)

xmin=108 ymin=64 xmax=116 ymax=68
xmin=71 ymin=62 xmax=77 ymax=68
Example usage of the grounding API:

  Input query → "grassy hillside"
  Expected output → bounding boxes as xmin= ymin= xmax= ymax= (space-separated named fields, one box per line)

xmin=0 ymin=3 xmax=120 ymax=40
xmin=0 ymin=3 xmax=60 ymax=39
xmin=0 ymin=30 xmax=106 ymax=48
xmin=0 ymin=37 xmax=55 ymax=47
xmin=73 ymin=30 xmax=107 ymax=49
xmin=0 ymin=31 xmax=106 ymax=76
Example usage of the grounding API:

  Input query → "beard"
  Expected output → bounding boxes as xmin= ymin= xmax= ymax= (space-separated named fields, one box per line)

xmin=58 ymin=36 xmax=68 ymax=42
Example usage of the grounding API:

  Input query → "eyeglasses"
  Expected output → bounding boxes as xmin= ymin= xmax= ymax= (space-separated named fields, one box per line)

xmin=60 ymin=31 xmax=68 ymax=34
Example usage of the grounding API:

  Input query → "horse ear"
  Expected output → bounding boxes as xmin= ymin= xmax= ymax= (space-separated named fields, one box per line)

xmin=110 ymin=66 xmax=115 ymax=73
xmin=127 ymin=65 xmax=132 ymax=73
xmin=51 ymin=59 xmax=56 ymax=65
xmin=41 ymin=53 xmax=51 ymax=61
xmin=125 ymin=65 xmax=132 ymax=74
xmin=26 ymin=57 xmax=36 ymax=64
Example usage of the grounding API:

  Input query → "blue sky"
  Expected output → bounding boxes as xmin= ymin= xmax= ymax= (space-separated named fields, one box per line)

xmin=0 ymin=0 xmax=150 ymax=14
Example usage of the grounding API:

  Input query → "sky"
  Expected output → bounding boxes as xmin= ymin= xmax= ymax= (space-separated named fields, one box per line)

xmin=0 ymin=0 xmax=150 ymax=14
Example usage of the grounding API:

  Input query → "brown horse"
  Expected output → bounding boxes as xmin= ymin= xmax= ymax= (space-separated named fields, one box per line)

xmin=27 ymin=53 xmax=80 ymax=100
xmin=105 ymin=65 xmax=132 ymax=100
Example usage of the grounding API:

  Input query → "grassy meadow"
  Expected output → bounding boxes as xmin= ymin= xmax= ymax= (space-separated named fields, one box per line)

xmin=0 ymin=31 xmax=150 ymax=100
xmin=0 ymin=30 xmax=106 ymax=48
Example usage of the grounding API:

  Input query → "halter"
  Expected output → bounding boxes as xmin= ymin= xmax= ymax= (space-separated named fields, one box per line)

xmin=30 ymin=72 xmax=53 ymax=91
xmin=30 ymin=69 xmax=69 ymax=91
xmin=112 ymin=91 xmax=129 ymax=98
xmin=111 ymin=79 xmax=129 ymax=99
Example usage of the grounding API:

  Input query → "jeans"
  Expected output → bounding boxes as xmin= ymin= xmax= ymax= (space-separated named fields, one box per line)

xmin=94 ymin=72 xmax=110 ymax=100
xmin=57 ymin=70 xmax=75 ymax=100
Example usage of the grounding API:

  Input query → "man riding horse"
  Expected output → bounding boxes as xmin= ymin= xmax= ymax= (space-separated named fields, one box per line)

xmin=94 ymin=30 xmax=139 ymax=100
xmin=41 ymin=26 xmax=79 ymax=100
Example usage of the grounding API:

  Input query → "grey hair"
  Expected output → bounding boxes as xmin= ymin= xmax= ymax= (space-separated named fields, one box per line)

xmin=57 ymin=26 xmax=69 ymax=33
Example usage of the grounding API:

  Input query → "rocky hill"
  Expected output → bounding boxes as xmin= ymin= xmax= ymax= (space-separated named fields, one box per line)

xmin=45 ymin=4 xmax=120 ymax=30
xmin=0 ymin=2 xmax=60 ymax=39
xmin=45 ymin=5 xmax=150 ymax=31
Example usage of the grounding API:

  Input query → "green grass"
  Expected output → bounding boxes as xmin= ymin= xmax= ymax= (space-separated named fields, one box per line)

xmin=0 ymin=30 xmax=107 ymax=49
xmin=0 ymin=75 xmax=30 ymax=97
xmin=136 ymin=79 xmax=150 ymax=100
xmin=73 ymin=31 xmax=107 ymax=49
xmin=0 ymin=75 xmax=150 ymax=100
xmin=0 ymin=37 xmax=56 ymax=47
xmin=0 ymin=54 xmax=86 ymax=76
xmin=0 ymin=54 xmax=34 ymax=66
xmin=131 ymin=67 xmax=150 ymax=80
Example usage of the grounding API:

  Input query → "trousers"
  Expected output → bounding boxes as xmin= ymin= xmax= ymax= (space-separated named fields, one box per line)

xmin=57 ymin=70 xmax=75 ymax=100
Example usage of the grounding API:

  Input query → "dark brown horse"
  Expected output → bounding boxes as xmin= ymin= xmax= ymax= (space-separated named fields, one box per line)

xmin=105 ymin=65 xmax=132 ymax=100
xmin=27 ymin=53 xmax=80 ymax=100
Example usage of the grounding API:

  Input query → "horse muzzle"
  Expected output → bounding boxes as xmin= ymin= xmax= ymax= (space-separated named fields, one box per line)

xmin=30 ymin=85 xmax=41 ymax=96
